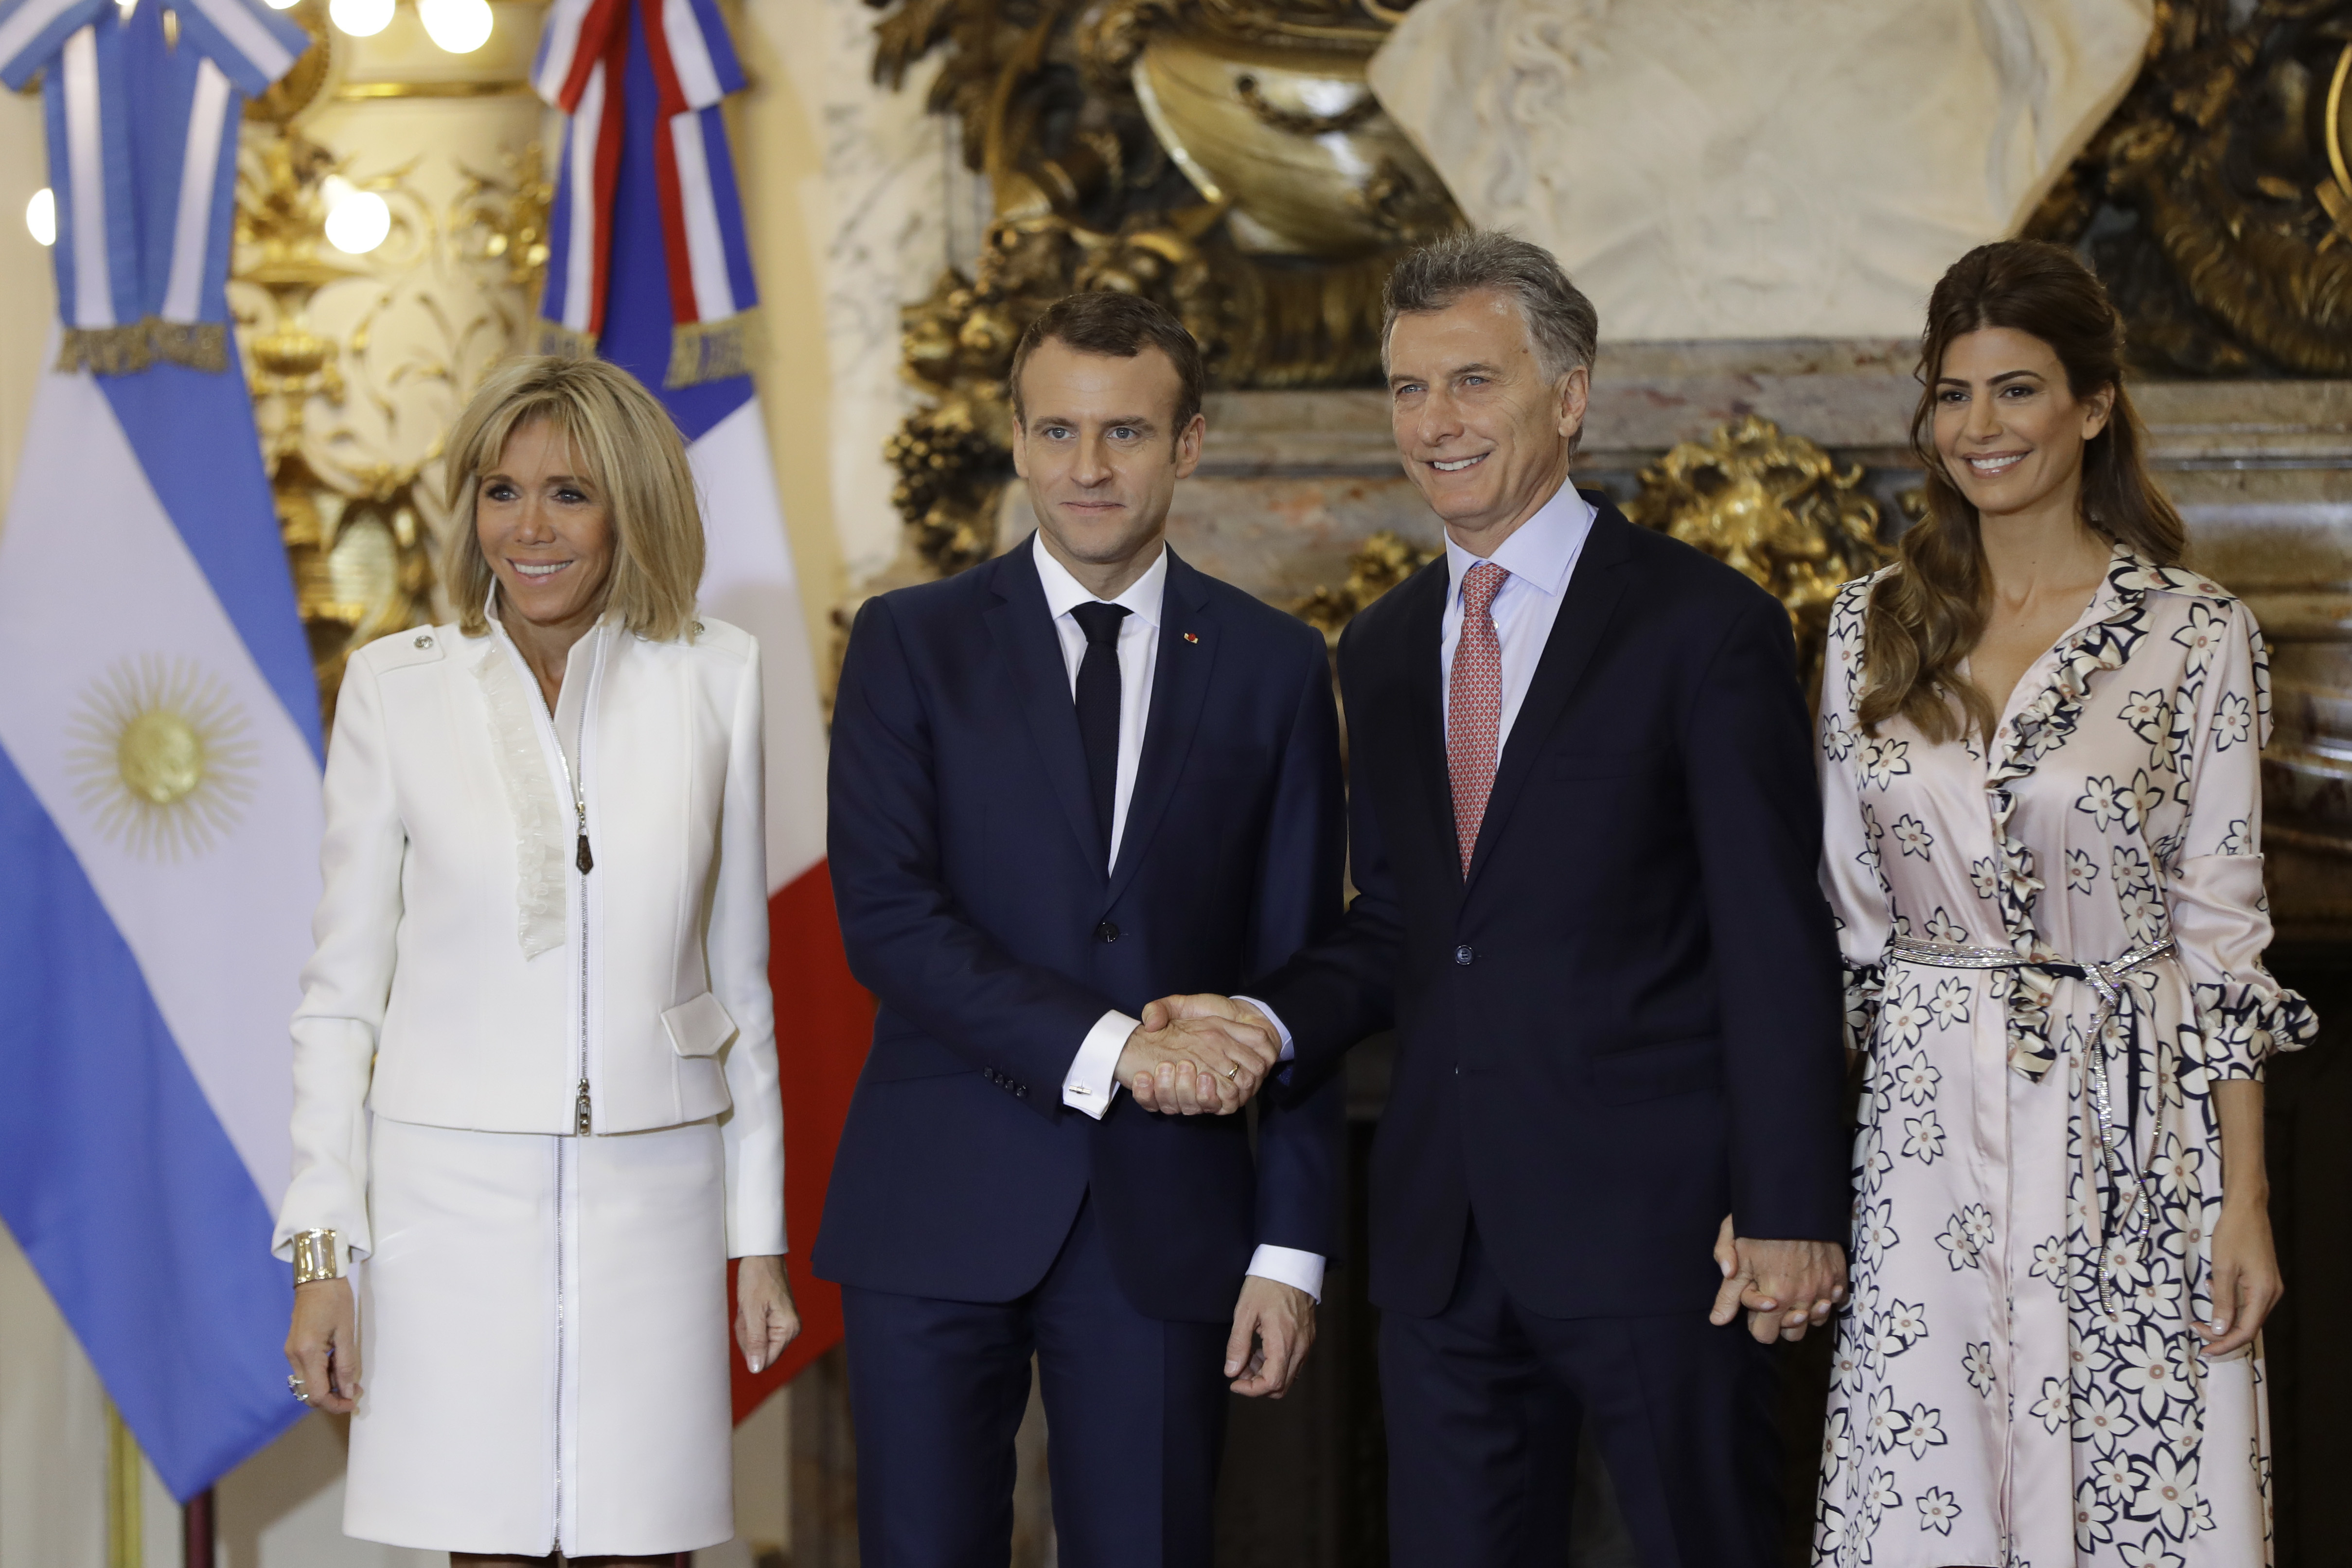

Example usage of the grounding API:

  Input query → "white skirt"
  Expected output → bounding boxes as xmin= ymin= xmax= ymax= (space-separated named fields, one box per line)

xmin=344 ymin=1116 xmax=733 ymax=1556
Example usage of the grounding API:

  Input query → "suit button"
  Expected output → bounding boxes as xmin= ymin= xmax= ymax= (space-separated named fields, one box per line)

xmin=1096 ymin=921 xmax=1121 ymax=944
xmin=1455 ymin=944 xmax=1474 ymax=966
xmin=1015 ymin=1086 xmax=1028 ymax=1098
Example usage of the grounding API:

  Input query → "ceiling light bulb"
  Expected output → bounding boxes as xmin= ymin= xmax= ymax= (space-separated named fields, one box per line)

xmin=26 ymin=188 xmax=55 ymax=248
xmin=324 ymin=188 xmax=390 ymax=255
xmin=417 ymin=0 xmax=492 ymax=53
xmin=328 ymin=0 xmax=392 ymax=37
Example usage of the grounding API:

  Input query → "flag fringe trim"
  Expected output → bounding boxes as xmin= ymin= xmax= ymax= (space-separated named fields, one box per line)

xmin=57 ymin=319 xmax=229 ymax=377
xmin=666 ymin=309 xmax=760 ymax=389
xmin=532 ymin=318 xmax=601 ymax=360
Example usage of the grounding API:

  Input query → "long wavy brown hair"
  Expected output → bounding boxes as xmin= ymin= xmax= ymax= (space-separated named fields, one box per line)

xmin=1858 ymin=241 xmax=2186 ymax=742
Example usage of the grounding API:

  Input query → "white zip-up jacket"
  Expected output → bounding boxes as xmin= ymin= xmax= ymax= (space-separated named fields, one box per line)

xmin=271 ymin=611 xmax=786 ymax=1268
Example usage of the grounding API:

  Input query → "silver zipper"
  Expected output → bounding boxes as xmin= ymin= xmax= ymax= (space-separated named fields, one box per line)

xmin=544 ymin=666 xmax=596 ymax=1135
xmin=551 ymin=641 xmax=598 ymax=1557
xmin=572 ymin=772 xmax=592 ymax=1135
xmin=551 ymin=1140 xmax=566 ymax=1554
xmin=507 ymin=625 xmax=601 ymax=1555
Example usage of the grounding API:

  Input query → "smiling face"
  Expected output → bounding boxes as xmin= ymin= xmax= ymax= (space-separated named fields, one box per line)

xmin=1387 ymin=289 xmax=1588 ymax=552
xmin=1931 ymin=326 xmax=2113 ymax=522
xmin=474 ymin=417 xmax=616 ymax=633
xmin=1010 ymin=336 xmax=1204 ymax=592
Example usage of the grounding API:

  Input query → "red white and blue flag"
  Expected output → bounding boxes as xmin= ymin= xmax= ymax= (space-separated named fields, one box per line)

xmin=531 ymin=0 xmax=869 ymax=1412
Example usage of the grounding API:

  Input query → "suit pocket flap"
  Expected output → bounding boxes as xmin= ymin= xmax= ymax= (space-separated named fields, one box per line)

xmin=662 ymin=992 xmax=737 ymax=1058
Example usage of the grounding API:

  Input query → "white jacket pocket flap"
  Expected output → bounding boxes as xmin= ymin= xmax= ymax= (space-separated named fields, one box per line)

xmin=661 ymin=992 xmax=737 ymax=1058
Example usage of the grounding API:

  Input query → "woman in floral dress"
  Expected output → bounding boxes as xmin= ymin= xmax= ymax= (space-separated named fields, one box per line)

xmin=1813 ymin=240 xmax=2316 ymax=1567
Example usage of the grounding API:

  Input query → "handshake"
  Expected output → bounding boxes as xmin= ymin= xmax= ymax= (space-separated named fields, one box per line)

xmin=1116 ymin=995 xmax=1281 ymax=1115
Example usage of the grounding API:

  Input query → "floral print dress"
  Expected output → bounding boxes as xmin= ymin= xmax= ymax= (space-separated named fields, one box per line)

xmin=1811 ymin=548 xmax=2317 ymax=1568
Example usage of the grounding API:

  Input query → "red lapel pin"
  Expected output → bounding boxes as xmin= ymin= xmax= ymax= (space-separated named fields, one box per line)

xmin=1183 ymin=632 xmax=1199 ymax=643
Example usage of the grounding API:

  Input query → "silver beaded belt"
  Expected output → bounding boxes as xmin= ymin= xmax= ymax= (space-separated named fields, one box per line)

xmin=1884 ymin=934 xmax=2176 ymax=1313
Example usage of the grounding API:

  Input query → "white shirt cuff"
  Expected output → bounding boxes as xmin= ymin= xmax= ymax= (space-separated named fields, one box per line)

xmin=1246 ymin=1245 xmax=1325 ymax=1303
xmin=1229 ymin=996 xmax=1294 ymax=1062
xmin=1062 ymin=1009 xmax=1138 ymax=1119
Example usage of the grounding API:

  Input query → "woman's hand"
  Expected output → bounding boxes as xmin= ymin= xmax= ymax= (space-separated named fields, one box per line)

xmin=2202 ymin=1078 xmax=2281 ymax=1358
xmin=285 ymin=1278 xmax=361 ymax=1414
xmin=2199 ymin=1195 xmax=2282 ymax=1358
xmin=735 ymin=1255 xmax=801 ymax=1375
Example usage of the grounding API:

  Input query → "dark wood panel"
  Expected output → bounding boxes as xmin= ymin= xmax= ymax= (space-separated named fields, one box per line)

xmin=2257 ymin=941 xmax=2351 ymax=1568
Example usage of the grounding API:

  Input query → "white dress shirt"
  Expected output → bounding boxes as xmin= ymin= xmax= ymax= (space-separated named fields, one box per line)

xmin=1436 ymin=480 xmax=1596 ymax=749
xmin=1236 ymin=482 xmax=1596 ymax=1200
xmin=1034 ymin=535 xmax=1325 ymax=1300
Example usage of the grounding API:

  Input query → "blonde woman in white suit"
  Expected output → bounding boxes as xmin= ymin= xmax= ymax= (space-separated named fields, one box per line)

xmin=273 ymin=355 xmax=797 ymax=1564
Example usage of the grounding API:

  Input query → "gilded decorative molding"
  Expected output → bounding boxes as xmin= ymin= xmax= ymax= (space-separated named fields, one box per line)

xmin=1290 ymin=529 xmax=1437 ymax=648
xmin=1625 ymin=415 xmax=1892 ymax=703
xmin=229 ymin=0 xmax=551 ymax=727
xmin=869 ymin=0 xmax=1456 ymax=575
xmin=2030 ymin=0 xmax=2352 ymax=376
xmin=334 ymin=78 xmax=535 ymax=99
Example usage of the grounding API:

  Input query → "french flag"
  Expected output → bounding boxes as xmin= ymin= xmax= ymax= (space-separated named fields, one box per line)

xmin=531 ymin=0 xmax=870 ymax=1410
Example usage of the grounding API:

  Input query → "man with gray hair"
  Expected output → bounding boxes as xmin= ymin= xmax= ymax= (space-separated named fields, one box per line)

xmin=1142 ymin=232 xmax=1850 ymax=1564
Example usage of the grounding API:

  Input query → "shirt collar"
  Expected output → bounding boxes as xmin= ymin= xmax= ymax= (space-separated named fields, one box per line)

xmin=1032 ymin=531 xmax=1168 ymax=630
xmin=484 ymin=586 xmax=618 ymax=673
xmin=1444 ymin=481 xmax=1595 ymax=605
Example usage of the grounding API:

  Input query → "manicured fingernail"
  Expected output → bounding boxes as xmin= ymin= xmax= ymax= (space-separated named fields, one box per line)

xmin=750 ymin=1356 xmax=763 ymax=1373
xmin=2210 ymin=1320 xmax=2227 ymax=1332
xmin=1224 ymin=1360 xmax=1240 ymax=1374
xmin=1757 ymin=1299 xmax=1777 ymax=1310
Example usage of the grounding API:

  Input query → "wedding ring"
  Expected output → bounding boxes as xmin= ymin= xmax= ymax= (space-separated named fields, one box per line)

xmin=287 ymin=1374 xmax=307 ymax=1403
xmin=1222 ymin=1065 xmax=1238 ymax=1080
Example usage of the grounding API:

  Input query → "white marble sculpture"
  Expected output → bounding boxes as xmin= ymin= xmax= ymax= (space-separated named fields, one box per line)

xmin=1367 ymin=0 xmax=2153 ymax=339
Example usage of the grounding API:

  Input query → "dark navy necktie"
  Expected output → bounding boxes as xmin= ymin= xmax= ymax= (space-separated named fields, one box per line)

xmin=1070 ymin=600 xmax=1132 ymax=858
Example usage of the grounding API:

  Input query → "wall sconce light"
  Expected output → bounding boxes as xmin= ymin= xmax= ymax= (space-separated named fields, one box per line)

xmin=321 ymin=175 xmax=391 ymax=255
xmin=324 ymin=0 xmax=492 ymax=52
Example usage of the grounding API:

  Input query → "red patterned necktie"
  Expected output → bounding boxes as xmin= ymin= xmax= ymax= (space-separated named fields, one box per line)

xmin=1448 ymin=561 xmax=1509 ymax=878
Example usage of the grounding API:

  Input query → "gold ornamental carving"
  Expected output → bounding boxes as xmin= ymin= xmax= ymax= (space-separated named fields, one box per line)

xmin=1625 ymin=416 xmax=1892 ymax=703
xmin=229 ymin=0 xmax=551 ymax=728
xmin=871 ymin=0 xmax=1458 ymax=576
xmin=1290 ymin=530 xmax=1437 ymax=649
xmin=2030 ymin=0 xmax=2352 ymax=375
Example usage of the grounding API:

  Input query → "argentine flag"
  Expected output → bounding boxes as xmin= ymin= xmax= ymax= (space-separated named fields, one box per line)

xmin=0 ymin=0 xmax=318 ymax=1500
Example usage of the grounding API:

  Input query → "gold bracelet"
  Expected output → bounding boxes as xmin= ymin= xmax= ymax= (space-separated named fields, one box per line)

xmin=291 ymin=1230 xmax=341 ymax=1287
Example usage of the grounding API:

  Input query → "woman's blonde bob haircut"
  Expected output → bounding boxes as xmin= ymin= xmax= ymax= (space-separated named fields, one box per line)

xmin=442 ymin=355 xmax=705 ymax=642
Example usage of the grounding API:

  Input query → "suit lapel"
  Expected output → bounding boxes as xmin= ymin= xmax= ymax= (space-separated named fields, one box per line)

xmin=1105 ymin=550 xmax=1216 ymax=907
xmin=1387 ymin=559 xmax=1460 ymax=873
xmin=981 ymin=543 xmax=1106 ymax=878
xmin=1462 ymin=498 xmax=1636 ymax=893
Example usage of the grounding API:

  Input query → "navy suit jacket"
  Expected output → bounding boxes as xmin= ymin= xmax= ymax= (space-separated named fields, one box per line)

xmin=813 ymin=539 xmax=1347 ymax=1322
xmin=1251 ymin=497 xmax=1848 ymax=1321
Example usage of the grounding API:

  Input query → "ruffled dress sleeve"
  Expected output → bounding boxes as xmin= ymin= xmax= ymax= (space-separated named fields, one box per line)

xmin=1819 ymin=578 xmax=1894 ymax=1055
xmin=2163 ymin=596 xmax=2318 ymax=1078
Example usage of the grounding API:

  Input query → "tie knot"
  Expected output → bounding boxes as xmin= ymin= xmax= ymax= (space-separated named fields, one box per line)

xmin=1461 ymin=560 xmax=1508 ymax=617
xmin=1070 ymin=600 xmax=1131 ymax=648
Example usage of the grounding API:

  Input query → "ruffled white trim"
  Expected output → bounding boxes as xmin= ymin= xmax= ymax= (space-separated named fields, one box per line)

xmin=474 ymin=648 xmax=568 ymax=959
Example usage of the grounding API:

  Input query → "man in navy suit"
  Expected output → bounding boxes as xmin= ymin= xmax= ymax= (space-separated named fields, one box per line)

xmin=814 ymin=291 xmax=1346 ymax=1567
xmin=1148 ymin=234 xmax=1851 ymax=1565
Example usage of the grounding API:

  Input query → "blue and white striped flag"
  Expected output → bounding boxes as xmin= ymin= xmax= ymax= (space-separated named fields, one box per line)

xmin=0 ymin=0 xmax=320 ymax=1500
